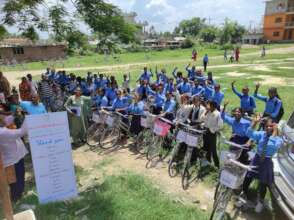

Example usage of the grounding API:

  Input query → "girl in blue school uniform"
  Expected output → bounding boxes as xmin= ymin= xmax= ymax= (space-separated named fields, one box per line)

xmin=127 ymin=93 xmax=145 ymax=135
xmin=221 ymin=102 xmax=251 ymax=164
xmin=172 ymin=67 xmax=183 ymax=85
xmin=231 ymin=81 xmax=256 ymax=116
xmin=242 ymin=115 xmax=283 ymax=213
xmin=254 ymin=83 xmax=283 ymax=123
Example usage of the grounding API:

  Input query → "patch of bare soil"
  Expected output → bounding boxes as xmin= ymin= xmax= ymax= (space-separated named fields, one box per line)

xmin=249 ymin=65 xmax=273 ymax=72
xmin=72 ymin=142 xmax=283 ymax=220
xmin=225 ymin=72 xmax=250 ymax=77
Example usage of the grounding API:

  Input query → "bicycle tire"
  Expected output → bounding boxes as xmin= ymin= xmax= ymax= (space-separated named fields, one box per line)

xmin=168 ymin=143 xmax=181 ymax=177
xmin=135 ymin=129 xmax=153 ymax=154
xmin=86 ymin=123 xmax=104 ymax=147
xmin=181 ymin=148 xmax=193 ymax=190
xmin=146 ymin=135 xmax=161 ymax=161
xmin=209 ymin=185 xmax=232 ymax=220
xmin=99 ymin=126 xmax=120 ymax=149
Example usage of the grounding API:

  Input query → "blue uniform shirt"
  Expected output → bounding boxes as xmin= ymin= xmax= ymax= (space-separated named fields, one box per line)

xmin=221 ymin=112 xmax=251 ymax=137
xmin=105 ymin=88 xmax=117 ymax=104
xmin=163 ymin=99 xmax=176 ymax=113
xmin=203 ymin=85 xmax=214 ymax=100
xmin=138 ymin=71 xmax=152 ymax=82
xmin=165 ymin=83 xmax=175 ymax=93
xmin=203 ymin=55 xmax=209 ymax=63
xmin=94 ymin=95 xmax=109 ymax=108
xmin=153 ymin=92 xmax=166 ymax=108
xmin=136 ymin=85 xmax=152 ymax=97
xmin=246 ymin=127 xmax=283 ymax=157
xmin=157 ymin=73 xmax=168 ymax=84
xmin=111 ymin=98 xmax=126 ymax=110
xmin=177 ymin=82 xmax=191 ymax=94
xmin=191 ymin=85 xmax=205 ymax=96
xmin=233 ymin=87 xmax=256 ymax=111
xmin=20 ymin=101 xmax=47 ymax=115
xmin=186 ymin=68 xmax=196 ymax=80
xmin=254 ymin=94 xmax=282 ymax=118
xmin=128 ymin=101 xmax=145 ymax=115
xmin=213 ymin=91 xmax=224 ymax=106
xmin=95 ymin=78 xmax=108 ymax=89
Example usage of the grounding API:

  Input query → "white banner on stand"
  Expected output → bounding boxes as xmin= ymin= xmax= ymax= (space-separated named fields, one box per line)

xmin=26 ymin=112 xmax=78 ymax=204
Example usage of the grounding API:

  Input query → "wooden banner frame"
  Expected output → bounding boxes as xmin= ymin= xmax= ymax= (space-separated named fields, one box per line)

xmin=0 ymin=154 xmax=14 ymax=220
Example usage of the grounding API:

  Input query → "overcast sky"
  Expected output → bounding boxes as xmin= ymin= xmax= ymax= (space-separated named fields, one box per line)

xmin=4 ymin=0 xmax=266 ymax=38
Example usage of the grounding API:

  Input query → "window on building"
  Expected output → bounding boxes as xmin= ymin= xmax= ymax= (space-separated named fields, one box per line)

xmin=13 ymin=47 xmax=24 ymax=55
xmin=275 ymin=17 xmax=283 ymax=23
xmin=273 ymin=31 xmax=280 ymax=37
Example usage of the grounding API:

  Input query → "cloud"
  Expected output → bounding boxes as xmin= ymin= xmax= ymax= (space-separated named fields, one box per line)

xmin=108 ymin=0 xmax=265 ymax=32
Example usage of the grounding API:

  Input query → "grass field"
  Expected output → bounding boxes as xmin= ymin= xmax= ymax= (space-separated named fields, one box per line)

xmin=1 ymin=43 xmax=294 ymax=220
xmin=0 ymin=43 xmax=293 ymax=72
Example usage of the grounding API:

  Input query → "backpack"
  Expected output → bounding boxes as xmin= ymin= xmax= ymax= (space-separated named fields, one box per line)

xmin=275 ymin=99 xmax=284 ymax=122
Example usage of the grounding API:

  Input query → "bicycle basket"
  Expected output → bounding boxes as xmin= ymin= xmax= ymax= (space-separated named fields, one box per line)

xmin=153 ymin=119 xmax=171 ymax=137
xmin=92 ymin=112 xmax=106 ymax=123
xmin=176 ymin=129 xmax=187 ymax=143
xmin=220 ymin=166 xmax=247 ymax=189
xmin=106 ymin=115 xmax=115 ymax=127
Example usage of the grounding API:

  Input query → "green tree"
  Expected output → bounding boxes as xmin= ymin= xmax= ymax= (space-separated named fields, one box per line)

xmin=66 ymin=30 xmax=88 ymax=51
xmin=200 ymin=26 xmax=218 ymax=43
xmin=0 ymin=25 xmax=9 ymax=40
xmin=1 ymin=0 xmax=139 ymax=44
xmin=21 ymin=26 xmax=39 ymax=41
xmin=174 ymin=17 xmax=206 ymax=36
xmin=219 ymin=18 xmax=245 ymax=44
xmin=48 ymin=5 xmax=72 ymax=42
xmin=74 ymin=0 xmax=139 ymax=43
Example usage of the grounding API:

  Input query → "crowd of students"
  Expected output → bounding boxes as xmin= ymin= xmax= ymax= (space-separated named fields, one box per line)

xmin=0 ymin=63 xmax=285 ymax=212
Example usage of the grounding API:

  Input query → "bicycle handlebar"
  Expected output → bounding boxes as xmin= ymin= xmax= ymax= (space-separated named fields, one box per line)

xmin=177 ymin=122 xmax=205 ymax=134
xmin=223 ymin=140 xmax=250 ymax=150
xmin=227 ymin=159 xmax=257 ymax=172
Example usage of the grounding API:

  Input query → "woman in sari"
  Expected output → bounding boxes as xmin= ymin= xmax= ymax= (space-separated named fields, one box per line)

xmin=64 ymin=87 xmax=92 ymax=145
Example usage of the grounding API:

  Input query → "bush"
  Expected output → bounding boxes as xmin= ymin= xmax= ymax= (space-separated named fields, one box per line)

xmin=181 ymin=38 xmax=194 ymax=48
xmin=220 ymin=43 xmax=234 ymax=50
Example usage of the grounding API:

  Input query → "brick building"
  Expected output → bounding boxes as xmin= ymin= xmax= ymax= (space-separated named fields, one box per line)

xmin=0 ymin=38 xmax=67 ymax=64
xmin=264 ymin=0 xmax=294 ymax=41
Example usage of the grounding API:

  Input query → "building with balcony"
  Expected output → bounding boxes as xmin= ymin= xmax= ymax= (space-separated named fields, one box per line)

xmin=264 ymin=0 xmax=294 ymax=41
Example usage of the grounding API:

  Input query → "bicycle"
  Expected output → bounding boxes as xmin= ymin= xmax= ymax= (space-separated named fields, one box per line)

xmin=210 ymin=138 xmax=255 ymax=220
xmin=146 ymin=116 xmax=174 ymax=167
xmin=86 ymin=109 xmax=107 ymax=148
xmin=175 ymin=123 xmax=205 ymax=190
xmin=135 ymin=111 xmax=157 ymax=154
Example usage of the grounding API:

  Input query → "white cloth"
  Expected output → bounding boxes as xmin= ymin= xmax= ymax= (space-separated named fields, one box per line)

xmin=122 ymin=79 xmax=130 ymax=90
xmin=0 ymin=124 xmax=28 ymax=167
xmin=200 ymin=110 xmax=223 ymax=134
xmin=175 ymin=104 xmax=193 ymax=123
xmin=191 ymin=105 xmax=206 ymax=123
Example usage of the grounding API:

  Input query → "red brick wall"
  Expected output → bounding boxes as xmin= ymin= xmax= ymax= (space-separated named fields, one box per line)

xmin=0 ymin=45 xmax=67 ymax=64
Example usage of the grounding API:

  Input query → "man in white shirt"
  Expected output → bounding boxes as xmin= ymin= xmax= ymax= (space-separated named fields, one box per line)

xmin=0 ymin=115 xmax=28 ymax=202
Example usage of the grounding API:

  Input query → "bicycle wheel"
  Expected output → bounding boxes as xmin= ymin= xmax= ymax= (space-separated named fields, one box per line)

xmin=146 ymin=135 xmax=161 ymax=161
xmin=210 ymin=185 xmax=232 ymax=220
xmin=168 ymin=143 xmax=181 ymax=177
xmin=86 ymin=123 xmax=104 ymax=147
xmin=135 ymin=129 xmax=153 ymax=154
xmin=181 ymin=147 xmax=193 ymax=190
xmin=99 ymin=126 xmax=120 ymax=149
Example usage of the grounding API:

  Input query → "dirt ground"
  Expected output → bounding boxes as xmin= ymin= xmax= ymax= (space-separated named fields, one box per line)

xmin=72 ymin=143 xmax=287 ymax=220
